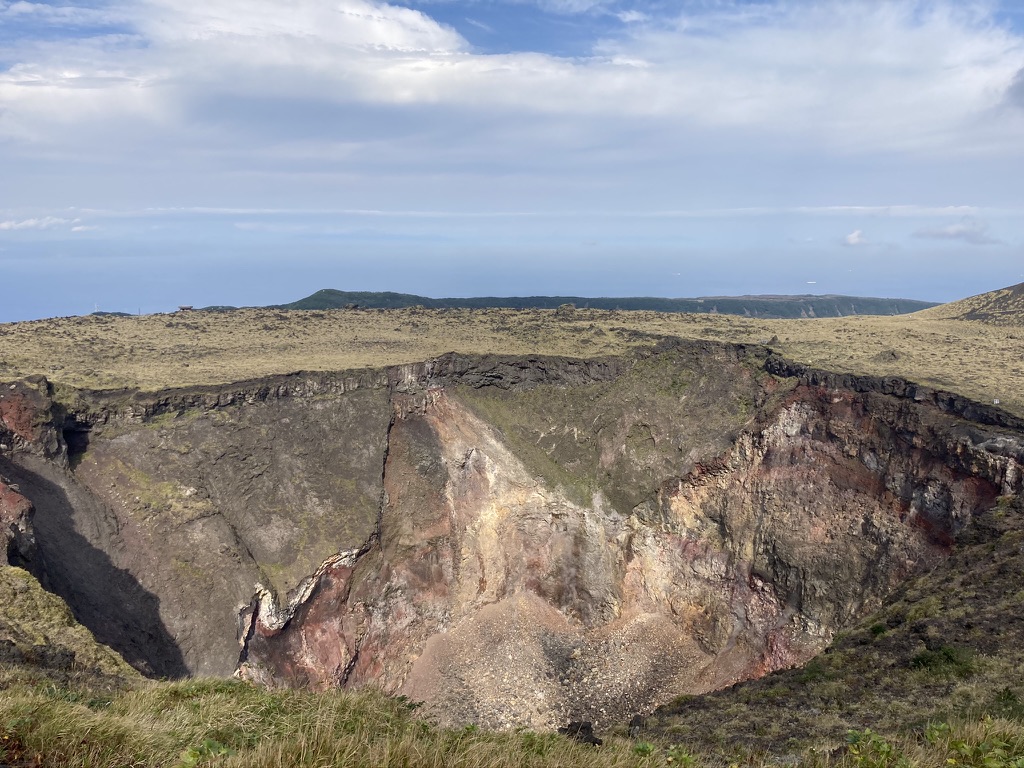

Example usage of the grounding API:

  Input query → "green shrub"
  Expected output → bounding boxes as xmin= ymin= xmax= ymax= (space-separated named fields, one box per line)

xmin=665 ymin=744 xmax=698 ymax=767
xmin=177 ymin=738 xmax=235 ymax=767
xmin=995 ymin=689 xmax=1024 ymax=721
xmin=633 ymin=741 xmax=656 ymax=756
xmin=910 ymin=646 xmax=976 ymax=677
xmin=845 ymin=728 xmax=910 ymax=768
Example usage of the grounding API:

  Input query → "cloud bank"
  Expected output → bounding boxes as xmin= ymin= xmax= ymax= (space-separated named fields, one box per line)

xmin=914 ymin=218 xmax=1002 ymax=245
xmin=0 ymin=217 xmax=79 ymax=231
xmin=1 ymin=1 xmax=1024 ymax=319
xmin=3 ymin=1 xmax=1023 ymax=155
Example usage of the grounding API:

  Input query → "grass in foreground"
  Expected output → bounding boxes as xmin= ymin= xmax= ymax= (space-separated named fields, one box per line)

xmin=0 ymin=675 xmax=662 ymax=768
xmin=3 ymin=673 xmax=1024 ymax=768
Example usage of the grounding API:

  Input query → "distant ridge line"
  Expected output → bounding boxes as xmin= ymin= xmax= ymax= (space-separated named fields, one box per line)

xmin=917 ymin=281 xmax=1024 ymax=326
xmin=243 ymin=289 xmax=938 ymax=319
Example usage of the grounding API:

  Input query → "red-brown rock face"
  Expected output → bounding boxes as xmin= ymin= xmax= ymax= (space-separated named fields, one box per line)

xmin=0 ymin=477 xmax=34 ymax=567
xmin=0 ymin=377 xmax=62 ymax=458
xmin=3 ymin=343 xmax=1022 ymax=730
xmin=236 ymin=349 xmax=1022 ymax=729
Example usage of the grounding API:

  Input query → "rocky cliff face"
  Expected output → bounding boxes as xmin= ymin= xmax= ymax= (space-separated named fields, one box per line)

xmin=0 ymin=341 xmax=1020 ymax=729
xmin=0 ymin=478 xmax=34 ymax=569
xmin=1 ymin=378 xmax=49 ymax=569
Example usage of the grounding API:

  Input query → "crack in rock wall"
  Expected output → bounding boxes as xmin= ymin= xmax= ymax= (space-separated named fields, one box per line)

xmin=0 ymin=342 xmax=1020 ymax=729
xmin=239 ymin=381 xmax=1019 ymax=729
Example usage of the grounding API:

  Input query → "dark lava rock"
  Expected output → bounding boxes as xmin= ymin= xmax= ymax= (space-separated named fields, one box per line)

xmin=558 ymin=721 xmax=602 ymax=746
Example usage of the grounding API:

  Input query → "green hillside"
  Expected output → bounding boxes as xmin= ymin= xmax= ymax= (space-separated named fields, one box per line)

xmin=921 ymin=281 xmax=1024 ymax=325
xmin=268 ymin=289 xmax=936 ymax=318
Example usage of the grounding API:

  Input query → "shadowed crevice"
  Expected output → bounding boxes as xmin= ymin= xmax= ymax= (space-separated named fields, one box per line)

xmin=0 ymin=456 xmax=188 ymax=679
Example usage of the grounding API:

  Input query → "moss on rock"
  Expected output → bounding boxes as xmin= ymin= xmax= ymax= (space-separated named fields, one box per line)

xmin=0 ymin=566 xmax=139 ymax=683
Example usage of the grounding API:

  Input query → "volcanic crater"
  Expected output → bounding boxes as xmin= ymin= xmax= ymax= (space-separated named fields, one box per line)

xmin=2 ymin=339 xmax=1021 ymax=730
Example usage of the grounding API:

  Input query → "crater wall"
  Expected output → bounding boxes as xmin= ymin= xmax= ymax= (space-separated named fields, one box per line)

xmin=0 ymin=342 xmax=1020 ymax=727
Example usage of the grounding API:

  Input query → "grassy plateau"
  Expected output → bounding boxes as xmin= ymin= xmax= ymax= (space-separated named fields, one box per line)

xmin=3 ymin=284 xmax=1024 ymax=766
xmin=0 ymin=292 xmax=1022 ymax=416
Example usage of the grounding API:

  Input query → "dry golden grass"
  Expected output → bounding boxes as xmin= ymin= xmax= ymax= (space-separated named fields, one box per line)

xmin=2 ymin=672 xmax=1022 ymax=768
xmin=762 ymin=314 xmax=1024 ymax=416
xmin=0 ymin=676 xmax=670 ymax=768
xmin=1 ymin=304 xmax=1022 ymax=417
xmin=919 ymin=281 xmax=1024 ymax=325
xmin=0 ymin=567 xmax=138 ymax=683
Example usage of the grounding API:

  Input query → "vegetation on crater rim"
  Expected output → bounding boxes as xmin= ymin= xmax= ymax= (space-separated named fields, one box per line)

xmin=1 ymin=291 xmax=1022 ymax=417
xmin=3 ymin=284 xmax=1024 ymax=766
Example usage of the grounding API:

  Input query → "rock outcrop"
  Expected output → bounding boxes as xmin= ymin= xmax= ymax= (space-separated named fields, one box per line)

xmin=0 ymin=476 xmax=34 ymax=568
xmin=0 ymin=376 xmax=62 ymax=458
xmin=0 ymin=340 xmax=1020 ymax=729
xmin=0 ymin=565 xmax=139 ymax=684
xmin=238 ymin=366 xmax=1019 ymax=728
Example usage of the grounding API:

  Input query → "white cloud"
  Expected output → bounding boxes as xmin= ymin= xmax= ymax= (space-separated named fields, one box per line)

xmin=914 ymin=217 xmax=1001 ymax=245
xmin=616 ymin=10 xmax=648 ymax=24
xmin=1006 ymin=66 xmax=1024 ymax=108
xmin=0 ymin=1 xmax=123 ymax=25
xmin=32 ymin=204 xmax=1007 ymax=221
xmin=0 ymin=216 xmax=77 ymax=231
xmin=795 ymin=205 xmax=981 ymax=217
xmin=143 ymin=0 xmax=465 ymax=53
xmin=2 ymin=0 xmax=1024 ymax=234
xmin=2 ymin=0 xmax=1022 ymax=152
xmin=464 ymin=17 xmax=494 ymax=34
xmin=591 ymin=2 xmax=1024 ymax=150
xmin=844 ymin=229 xmax=866 ymax=246
xmin=534 ymin=0 xmax=611 ymax=13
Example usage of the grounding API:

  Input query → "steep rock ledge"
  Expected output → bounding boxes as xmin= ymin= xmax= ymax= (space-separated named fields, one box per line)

xmin=237 ymin=376 xmax=1019 ymax=728
xmin=0 ymin=476 xmax=34 ymax=568
xmin=0 ymin=376 xmax=63 ymax=459
xmin=0 ymin=341 xmax=1021 ymax=728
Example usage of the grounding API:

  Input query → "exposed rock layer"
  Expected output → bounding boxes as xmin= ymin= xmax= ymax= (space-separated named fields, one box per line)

xmin=0 ymin=341 xmax=1020 ymax=728
xmin=0 ymin=477 xmax=34 ymax=568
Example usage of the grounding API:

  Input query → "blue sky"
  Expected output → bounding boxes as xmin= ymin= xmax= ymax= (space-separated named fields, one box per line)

xmin=2 ymin=0 xmax=1024 ymax=320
